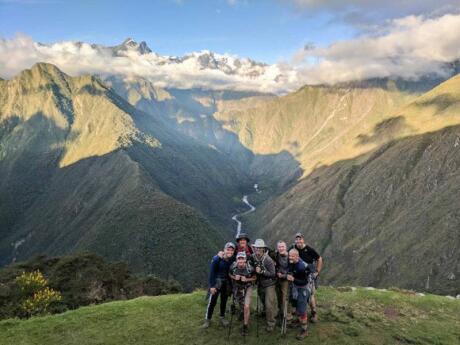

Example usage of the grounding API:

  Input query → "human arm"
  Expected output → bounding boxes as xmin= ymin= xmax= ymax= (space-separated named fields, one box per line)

xmin=241 ymin=275 xmax=257 ymax=283
xmin=315 ymin=256 xmax=323 ymax=276
xmin=261 ymin=257 xmax=276 ymax=278
xmin=208 ymin=256 xmax=220 ymax=291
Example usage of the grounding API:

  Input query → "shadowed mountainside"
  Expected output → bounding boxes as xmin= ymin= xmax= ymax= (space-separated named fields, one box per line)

xmin=0 ymin=63 xmax=282 ymax=289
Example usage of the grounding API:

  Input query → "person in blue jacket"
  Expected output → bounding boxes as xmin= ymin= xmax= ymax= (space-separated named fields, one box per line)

xmin=287 ymin=248 xmax=316 ymax=340
xmin=201 ymin=242 xmax=236 ymax=329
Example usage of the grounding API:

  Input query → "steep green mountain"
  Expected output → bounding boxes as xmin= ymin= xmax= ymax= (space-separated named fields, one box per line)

xmin=0 ymin=63 xmax=251 ymax=289
xmin=1 ymin=62 xmax=459 ymax=295
xmin=214 ymin=79 xmax=422 ymax=176
xmin=243 ymin=75 xmax=460 ymax=295
xmin=104 ymin=76 xmax=301 ymax=189
xmin=1 ymin=288 xmax=459 ymax=345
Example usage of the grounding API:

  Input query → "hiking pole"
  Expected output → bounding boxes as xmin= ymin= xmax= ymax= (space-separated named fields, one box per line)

xmin=256 ymin=283 xmax=259 ymax=338
xmin=242 ymin=287 xmax=246 ymax=344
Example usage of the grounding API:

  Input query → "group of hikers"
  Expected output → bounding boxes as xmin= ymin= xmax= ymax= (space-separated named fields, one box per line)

xmin=202 ymin=232 xmax=323 ymax=340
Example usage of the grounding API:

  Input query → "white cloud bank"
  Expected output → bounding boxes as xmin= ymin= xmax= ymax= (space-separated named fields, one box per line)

xmin=294 ymin=13 xmax=460 ymax=85
xmin=0 ymin=35 xmax=300 ymax=94
xmin=1 ymin=12 xmax=460 ymax=93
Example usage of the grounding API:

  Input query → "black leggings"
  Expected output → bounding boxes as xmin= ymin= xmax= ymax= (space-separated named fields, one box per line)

xmin=205 ymin=281 xmax=230 ymax=320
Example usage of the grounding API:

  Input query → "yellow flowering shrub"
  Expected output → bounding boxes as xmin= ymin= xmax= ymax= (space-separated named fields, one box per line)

xmin=15 ymin=270 xmax=62 ymax=317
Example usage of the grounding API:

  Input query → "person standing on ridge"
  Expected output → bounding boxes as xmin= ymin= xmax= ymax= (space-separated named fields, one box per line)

xmin=252 ymin=239 xmax=278 ymax=332
xmin=217 ymin=232 xmax=253 ymax=262
xmin=229 ymin=251 xmax=257 ymax=336
xmin=287 ymin=248 xmax=316 ymax=340
xmin=235 ymin=233 xmax=253 ymax=258
xmin=289 ymin=232 xmax=323 ymax=322
xmin=274 ymin=240 xmax=292 ymax=325
xmin=202 ymin=242 xmax=235 ymax=329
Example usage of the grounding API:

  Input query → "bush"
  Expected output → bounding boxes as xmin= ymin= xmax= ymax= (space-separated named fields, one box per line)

xmin=15 ymin=270 xmax=62 ymax=317
xmin=0 ymin=253 xmax=182 ymax=320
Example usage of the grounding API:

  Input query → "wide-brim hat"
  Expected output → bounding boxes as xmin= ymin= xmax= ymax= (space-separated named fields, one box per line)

xmin=253 ymin=239 xmax=267 ymax=248
xmin=236 ymin=232 xmax=250 ymax=243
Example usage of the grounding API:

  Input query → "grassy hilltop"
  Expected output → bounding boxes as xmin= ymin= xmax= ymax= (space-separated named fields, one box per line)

xmin=1 ymin=287 xmax=459 ymax=345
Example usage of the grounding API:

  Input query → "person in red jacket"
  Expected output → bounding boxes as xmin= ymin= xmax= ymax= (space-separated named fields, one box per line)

xmin=217 ymin=232 xmax=254 ymax=262
xmin=235 ymin=233 xmax=253 ymax=258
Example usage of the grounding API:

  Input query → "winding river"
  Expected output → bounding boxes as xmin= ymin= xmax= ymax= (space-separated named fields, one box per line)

xmin=231 ymin=184 xmax=259 ymax=237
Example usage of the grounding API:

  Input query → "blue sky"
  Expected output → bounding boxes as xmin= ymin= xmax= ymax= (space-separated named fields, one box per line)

xmin=0 ymin=0 xmax=357 ymax=63
xmin=1 ymin=0 xmax=459 ymax=91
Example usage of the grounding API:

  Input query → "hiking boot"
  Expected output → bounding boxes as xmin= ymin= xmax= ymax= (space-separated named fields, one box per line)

xmin=310 ymin=310 xmax=318 ymax=323
xmin=296 ymin=330 xmax=309 ymax=340
xmin=200 ymin=319 xmax=211 ymax=329
xmin=219 ymin=316 xmax=229 ymax=327
xmin=240 ymin=324 xmax=249 ymax=336
xmin=288 ymin=319 xmax=299 ymax=328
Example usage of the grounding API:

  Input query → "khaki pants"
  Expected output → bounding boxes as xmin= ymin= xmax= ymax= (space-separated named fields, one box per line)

xmin=259 ymin=285 xmax=278 ymax=327
xmin=276 ymin=280 xmax=292 ymax=321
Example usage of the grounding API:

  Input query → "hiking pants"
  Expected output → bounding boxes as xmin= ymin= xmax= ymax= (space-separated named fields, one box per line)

xmin=276 ymin=280 xmax=292 ymax=321
xmin=205 ymin=280 xmax=230 ymax=320
xmin=292 ymin=285 xmax=310 ymax=331
xmin=259 ymin=284 xmax=278 ymax=327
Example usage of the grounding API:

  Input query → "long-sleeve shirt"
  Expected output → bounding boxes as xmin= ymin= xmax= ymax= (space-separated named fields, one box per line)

xmin=288 ymin=259 xmax=315 ymax=287
xmin=252 ymin=252 xmax=276 ymax=288
xmin=275 ymin=252 xmax=289 ymax=278
xmin=208 ymin=255 xmax=234 ymax=288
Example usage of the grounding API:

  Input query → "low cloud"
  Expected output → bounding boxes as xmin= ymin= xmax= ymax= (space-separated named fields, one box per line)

xmin=293 ymin=13 xmax=460 ymax=85
xmin=0 ymin=34 xmax=300 ymax=94
xmin=1 ymin=13 xmax=460 ymax=93
xmin=284 ymin=0 xmax=460 ymax=28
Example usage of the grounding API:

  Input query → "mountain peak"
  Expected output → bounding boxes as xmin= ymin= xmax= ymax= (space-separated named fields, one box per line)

xmin=116 ymin=38 xmax=152 ymax=55
xmin=19 ymin=62 xmax=68 ymax=84
xmin=30 ymin=62 xmax=63 ymax=74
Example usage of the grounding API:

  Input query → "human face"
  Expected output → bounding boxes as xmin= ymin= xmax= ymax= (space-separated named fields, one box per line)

xmin=289 ymin=251 xmax=299 ymax=264
xmin=295 ymin=236 xmax=305 ymax=248
xmin=277 ymin=242 xmax=287 ymax=255
xmin=255 ymin=247 xmax=264 ymax=257
xmin=239 ymin=239 xmax=247 ymax=248
xmin=225 ymin=247 xmax=235 ymax=258
xmin=237 ymin=257 xmax=246 ymax=267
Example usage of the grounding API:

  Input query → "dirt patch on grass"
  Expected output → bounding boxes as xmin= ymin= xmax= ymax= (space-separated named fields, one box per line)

xmin=384 ymin=306 xmax=399 ymax=319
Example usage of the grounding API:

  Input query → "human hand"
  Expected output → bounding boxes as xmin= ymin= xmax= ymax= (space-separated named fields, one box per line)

xmin=287 ymin=274 xmax=294 ymax=282
xmin=235 ymin=275 xmax=241 ymax=281
xmin=217 ymin=251 xmax=224 ymax=258
xmin=241 ymin=276 xmax=247 ymax=282
xmin=277 ymin=272 xmax=283 ymax=278
xmin=210 ymin=287 xmax=217 ymax=295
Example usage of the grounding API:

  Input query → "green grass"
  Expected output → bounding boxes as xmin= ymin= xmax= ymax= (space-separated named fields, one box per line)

xmin=1 ymin=287 xmax=459 ymax=345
